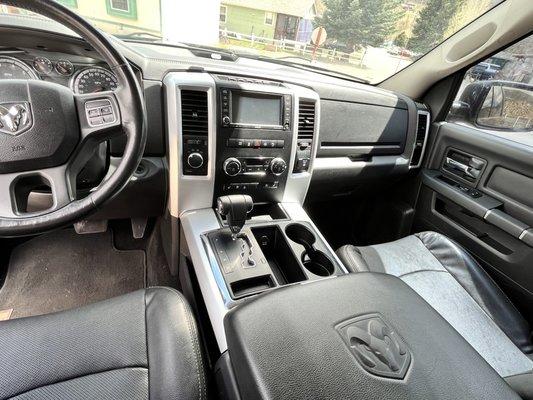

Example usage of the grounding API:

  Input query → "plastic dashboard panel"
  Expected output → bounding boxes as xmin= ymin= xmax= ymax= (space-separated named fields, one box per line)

xmin=223 ymin=273 xmax=519 ymax=400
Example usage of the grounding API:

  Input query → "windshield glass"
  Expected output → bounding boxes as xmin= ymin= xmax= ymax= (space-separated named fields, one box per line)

xmin=1 ymin=0 xmax=504 ymax=83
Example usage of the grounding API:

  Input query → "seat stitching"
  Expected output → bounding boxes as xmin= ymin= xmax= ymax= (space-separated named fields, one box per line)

xmin=180 ymin=294 xmax=206 ymax=400
xmin=415 ymin=233 xmax=527 ymax=325
xmin=398 ymin=269 xmax=449 ymax=278
xmin=144 ymin=289 xmax=151 ymax=400
xmin=6 ymin=366 xmax=148 ymax=400
xmin=156 ymin=286 xmax=205 ymax=400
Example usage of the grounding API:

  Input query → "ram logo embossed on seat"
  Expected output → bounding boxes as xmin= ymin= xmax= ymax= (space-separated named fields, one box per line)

xmin=336 ymin=313 xmax=411 ymax=379
xmin=0 ymin=102 xmax=32 ymax=135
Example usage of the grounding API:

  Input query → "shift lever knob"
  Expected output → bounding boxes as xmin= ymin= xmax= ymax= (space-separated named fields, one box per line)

xmin=216 ymin=195 xmax=253 ymax=235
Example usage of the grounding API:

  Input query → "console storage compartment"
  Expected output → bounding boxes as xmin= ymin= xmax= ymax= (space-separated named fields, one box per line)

xmin=250 ymin=226 xmax=306 ymax=285
xmin=221 ymin=274 xmax=519 ymax=400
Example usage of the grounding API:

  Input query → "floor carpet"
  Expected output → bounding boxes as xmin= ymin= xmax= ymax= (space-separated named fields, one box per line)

xmin=0 ymin=229 xmax=145 ymax=319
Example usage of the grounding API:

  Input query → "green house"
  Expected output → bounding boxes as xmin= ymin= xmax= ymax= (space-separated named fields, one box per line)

xmin=220 ymin=0 xmax=321 ymax=41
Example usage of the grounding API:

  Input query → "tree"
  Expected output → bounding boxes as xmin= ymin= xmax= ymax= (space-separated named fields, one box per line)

xmin=318 ymin=0 xmax=363 ymax=49
xmin=409 ymin=0 xmax=467 ymax=54
xmin=319 ymin=0 xmax=404 ymax=49
xmin=358 ymin=0 xmax=404 ymax=47
xmin=394 ymin=32 xmax=408 ymax=48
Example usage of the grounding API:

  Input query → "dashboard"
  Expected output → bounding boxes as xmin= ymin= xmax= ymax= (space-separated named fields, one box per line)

xmin=0 ymin=51 xmax=118 ymax=94
xmin=0 ymin=26 xmax=430 ymax=220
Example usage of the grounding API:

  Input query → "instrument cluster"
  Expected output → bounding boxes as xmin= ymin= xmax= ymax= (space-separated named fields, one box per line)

xmin=0 ymin=54 xmax=117 ymax=94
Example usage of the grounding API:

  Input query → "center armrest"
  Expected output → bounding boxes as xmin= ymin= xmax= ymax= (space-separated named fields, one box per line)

xmin=223 ymin=273 xmax=519 ymax=400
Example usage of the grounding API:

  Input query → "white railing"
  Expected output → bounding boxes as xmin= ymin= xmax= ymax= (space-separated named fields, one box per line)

xmin=219 ymin=29 xmax=362 ymax=64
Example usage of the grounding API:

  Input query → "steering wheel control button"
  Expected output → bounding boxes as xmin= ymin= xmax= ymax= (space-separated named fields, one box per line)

xmin=85 ymin=99 xmax=116 ymax=127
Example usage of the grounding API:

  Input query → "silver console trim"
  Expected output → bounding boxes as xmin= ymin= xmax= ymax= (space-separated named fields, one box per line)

xmin=409 ymin=109 xmax=431 ymax=169
xmin=181 ymin=208 xmax=230 ymax=350
xmin=164 ymin=72 xmax=217 ymax=218
xmin=181 ymin=203 xmax=348 ymax=352
xmin=283 ymin=85 xmax=320 ymax=204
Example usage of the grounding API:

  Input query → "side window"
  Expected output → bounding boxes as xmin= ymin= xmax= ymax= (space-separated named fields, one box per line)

xmin=447 ymin=35 xmax=532 ymax=143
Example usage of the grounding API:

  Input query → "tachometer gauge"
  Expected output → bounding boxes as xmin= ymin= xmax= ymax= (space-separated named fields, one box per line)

xmin=71 ymin=66 xmax=118 ymax=94
xmin=55 ymin=60 xmax=74 ymax=76
xmin=33 ymin=56 xmax=53 ymax=75
xmin=0 ymin=56 xmax=38 ymax=80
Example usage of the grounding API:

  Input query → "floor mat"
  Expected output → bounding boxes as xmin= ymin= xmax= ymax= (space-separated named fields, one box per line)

xmin=0 ymin=229 xmax=145 ymax=319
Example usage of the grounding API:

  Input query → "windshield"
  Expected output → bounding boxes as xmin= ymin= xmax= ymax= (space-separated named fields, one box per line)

xmin=1 ymin=0 xmax=504 ymax=83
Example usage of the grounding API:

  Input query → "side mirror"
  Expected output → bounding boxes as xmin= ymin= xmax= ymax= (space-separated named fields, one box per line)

xmin=449 ymin=101 xmax=471 ymax=121
xmin=476 ymin=82 xmax=532 ymax=131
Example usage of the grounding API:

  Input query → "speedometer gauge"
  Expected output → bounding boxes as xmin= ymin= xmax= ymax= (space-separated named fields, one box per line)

xmin=71 ymin=66 xmax=118 ymax=94
xmin=0 ymin=56 xmax=38 ymax=80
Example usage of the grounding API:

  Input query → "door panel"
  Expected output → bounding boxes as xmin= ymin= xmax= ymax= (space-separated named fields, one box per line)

xmin=414 ymin=122 xmax=533 ymax=320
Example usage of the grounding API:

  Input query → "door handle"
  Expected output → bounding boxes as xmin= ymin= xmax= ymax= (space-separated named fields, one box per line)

xmin=445 ymin=157 xmax=481 ymax=180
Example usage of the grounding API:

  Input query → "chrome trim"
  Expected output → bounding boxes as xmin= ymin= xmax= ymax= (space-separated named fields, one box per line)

xmin=180 ymin=208 xmax=230 ymax=351
xmin=484 ymin=209 xmax=493 ymax=220
xmin=69 ymin=66 xmax=118 ymax=94
xmin=164 ymin=72 xmax=217 ymax=217
xmin=518 ymin=229 xmax=527 ymax=240
xmin=282 ymin=85 xmax=320 ymax=204
xmin=409 ymin=109 xmax=431 ymax=169
xmin=181 ymin=203 xmax=348 ymax=352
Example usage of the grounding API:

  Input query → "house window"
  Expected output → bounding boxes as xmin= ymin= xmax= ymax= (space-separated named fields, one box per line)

xmin=106 ymin=0 xmax=137 ymax=20
xmin=55 ymin=0 xmax=78 ymax=7
xmin=265 ymin=12 xmax=274 ymax=26
xmin=220 ymin=5 xmax=227 ymax=23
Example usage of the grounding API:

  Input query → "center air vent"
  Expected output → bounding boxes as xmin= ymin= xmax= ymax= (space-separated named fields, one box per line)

xmin=181 ymin=90 xmax=208 ymax=136
xmin=297 ymin=100 xmax=316 ymax=142
xmin=293 ymin=100 xmax=316 ymax=173
xmin=181 ymin=89 xmax=209 ymax=176
xmin=410 ymin=110 xmax=430 ymax=168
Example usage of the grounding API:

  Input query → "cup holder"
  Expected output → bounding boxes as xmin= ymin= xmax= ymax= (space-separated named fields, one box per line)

xmin=303 ymin=251 xmax=335 ymax=277
xmin=285 ymin=223 xmax=316 ymax=249
xmin=285 ymin=223 xmax=335 ymax=277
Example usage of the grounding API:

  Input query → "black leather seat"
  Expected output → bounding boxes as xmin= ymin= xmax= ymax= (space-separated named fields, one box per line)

xmin=0 ymin=287 xmax=206 ymax=400
xmin=337 ymin=231 xmax=533 ymax=398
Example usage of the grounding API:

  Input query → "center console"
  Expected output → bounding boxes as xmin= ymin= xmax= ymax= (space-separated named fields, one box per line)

xmin=213 ymin=76 xmax=295 ymax=203
xmin=164 ymin=71 xmax=339 ymax=352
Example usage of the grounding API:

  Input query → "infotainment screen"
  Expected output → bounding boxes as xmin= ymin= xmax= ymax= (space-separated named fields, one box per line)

xmin=231 ymin=92 xmax=282 ymax=126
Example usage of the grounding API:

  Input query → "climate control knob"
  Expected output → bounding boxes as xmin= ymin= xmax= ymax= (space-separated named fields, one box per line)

xmin=269 ymin=158 xmax=287 ymax=176
xmin=187 ymin=152 xmax=204 ymax=169
xmin=223 ymin=157 xmax=241 ymax=176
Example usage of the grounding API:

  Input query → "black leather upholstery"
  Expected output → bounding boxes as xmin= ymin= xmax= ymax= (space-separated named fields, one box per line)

xmin=336 ymin=231 xmax=533 ymax=355
xmin=0 ymin=287 xmax=206 ymax=400
xmin=224 ymin=273 xmax=521 ymax=400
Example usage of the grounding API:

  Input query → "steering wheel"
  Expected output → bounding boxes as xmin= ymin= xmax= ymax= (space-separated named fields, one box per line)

xmin=0 ymin=0 xmax=146 ymax=236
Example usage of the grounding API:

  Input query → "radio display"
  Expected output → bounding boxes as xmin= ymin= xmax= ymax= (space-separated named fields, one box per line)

xmin=231 ymin=92 xmax=282 ymax=126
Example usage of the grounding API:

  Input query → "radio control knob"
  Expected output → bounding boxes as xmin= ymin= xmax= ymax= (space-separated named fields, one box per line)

xmin=187 ymin=152 xmax=204 ymax=169
xmin=222 ymin=116 xmax=231 ymax=125
xmin=270 ymin=158 xmax=287 ymax=176
xmin=223 ymin=157 xmax=241 ymax=176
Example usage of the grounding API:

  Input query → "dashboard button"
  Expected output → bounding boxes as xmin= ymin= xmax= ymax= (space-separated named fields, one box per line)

xmin=276 ymin=140 xmax=285 ymax=148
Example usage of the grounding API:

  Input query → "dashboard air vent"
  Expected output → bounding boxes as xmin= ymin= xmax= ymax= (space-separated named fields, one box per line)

xmin=180 ymin=89 xmax=209 ymax=176
xmin=298 ymin=100 xmax=316 ymax=142
xmin=293 ymin=100 xmax=316 ymax=173
xmin=410 ymin=110 xmax=430 ymax=168
xmin=181 ymin=90 xmax=208 ymax=136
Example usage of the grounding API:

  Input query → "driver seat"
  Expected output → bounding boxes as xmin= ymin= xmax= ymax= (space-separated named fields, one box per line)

xmin=0 ymin=287 xmax=206 ymax=400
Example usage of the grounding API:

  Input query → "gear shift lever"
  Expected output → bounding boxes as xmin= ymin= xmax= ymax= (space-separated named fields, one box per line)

xmin=216 ymin=194 xmax=253 ymax=236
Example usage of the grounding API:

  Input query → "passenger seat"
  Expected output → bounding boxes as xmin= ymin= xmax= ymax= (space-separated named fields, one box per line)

xmin=337 ymin=231 xmax=533 ymax=398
